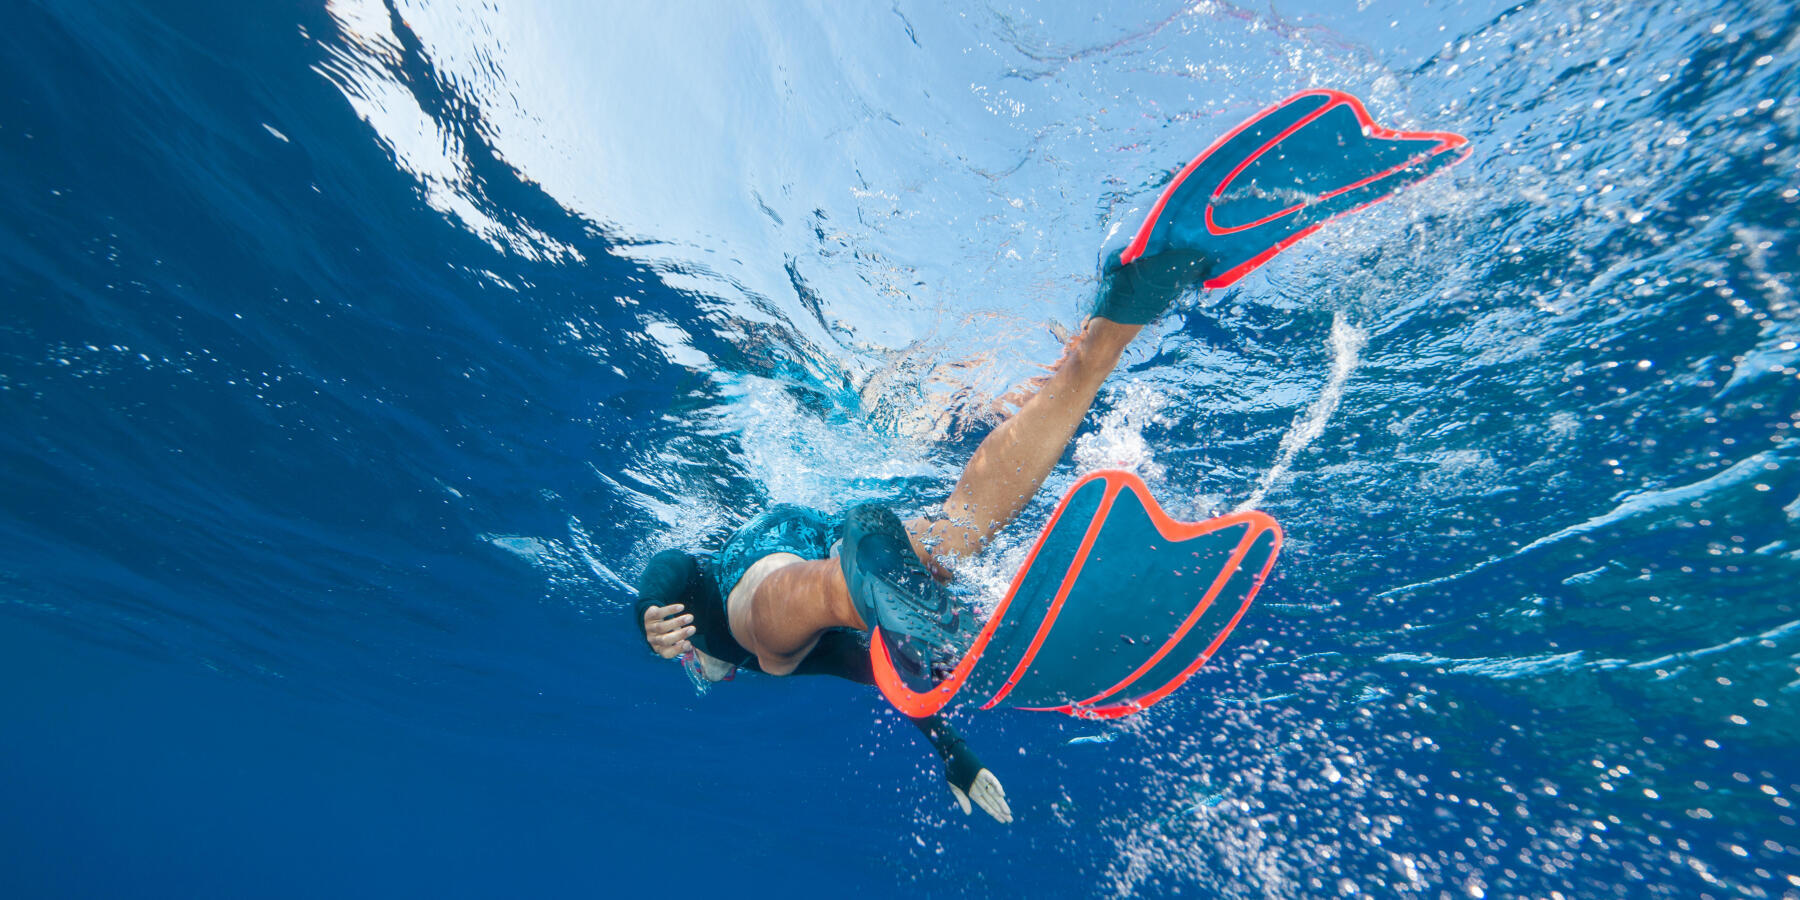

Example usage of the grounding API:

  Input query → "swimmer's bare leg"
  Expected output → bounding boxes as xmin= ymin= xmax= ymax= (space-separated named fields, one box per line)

xmin=908 ymin=316 xmax=1142 ymax=565
xmin=730 ymin=316 xmax=1139 ymax=672
xmin=732 ymin=558 xmax=865 ymax=675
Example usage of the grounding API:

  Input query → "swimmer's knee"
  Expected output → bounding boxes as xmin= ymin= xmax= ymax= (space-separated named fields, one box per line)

xmin=757 ymin=652 xmax=800 ymax=677
xmin=755 ymin=632 xmax=825 ymax=675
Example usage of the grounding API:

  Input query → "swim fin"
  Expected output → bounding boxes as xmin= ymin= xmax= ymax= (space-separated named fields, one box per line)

xmin=869 ymin=470 xmax=1282 ymax=720
xmin=1094 ymin=89 xmax=1470 ymax=325
xmin=839 ymin=503 xmax=968 ymax=693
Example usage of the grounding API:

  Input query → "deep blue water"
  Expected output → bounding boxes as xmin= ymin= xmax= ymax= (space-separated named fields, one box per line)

xmin=3 ymin=0 xmax=1797 ymax=897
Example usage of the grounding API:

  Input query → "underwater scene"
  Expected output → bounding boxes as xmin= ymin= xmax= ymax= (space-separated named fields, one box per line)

xmin=1 ymin=0 xmax=1796 ymax=896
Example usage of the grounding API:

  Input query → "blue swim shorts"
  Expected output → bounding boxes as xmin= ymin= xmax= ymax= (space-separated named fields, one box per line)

xmin=712 ymin=504 xmax=843 ymax=597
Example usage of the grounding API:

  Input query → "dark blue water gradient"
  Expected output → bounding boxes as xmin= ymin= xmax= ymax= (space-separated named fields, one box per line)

xmin=3 ymin=0 xmax=1798 ymax=897
xmin=0 ymin=3 xmax=807 ymax=893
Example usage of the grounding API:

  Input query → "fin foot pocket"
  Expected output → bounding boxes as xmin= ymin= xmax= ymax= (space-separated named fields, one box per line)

xmin=839 ymin=503 xmax=968 ymax=693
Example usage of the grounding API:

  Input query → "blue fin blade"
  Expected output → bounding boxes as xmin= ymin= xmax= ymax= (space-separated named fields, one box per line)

xmin=1095 ymin=89 xmax=1469 ymax=324
xmin=869 ymin=472 xmax=1282 ymax=719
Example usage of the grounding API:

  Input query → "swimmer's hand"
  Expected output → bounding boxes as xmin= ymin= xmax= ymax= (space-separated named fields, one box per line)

xmin=949 ymin=769 xmax=1011 ymax=824
xmin=941 ymin=737 xmax=1012 ymax=824
xmin=642 ymin=603 xmax=696 ymax=658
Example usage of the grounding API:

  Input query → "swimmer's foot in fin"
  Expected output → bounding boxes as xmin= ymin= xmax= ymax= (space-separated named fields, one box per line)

xmin=1092 ymin=89 xmax=1470 ymax=325
xmin=840 ymin=503 xmax=967 ymax=694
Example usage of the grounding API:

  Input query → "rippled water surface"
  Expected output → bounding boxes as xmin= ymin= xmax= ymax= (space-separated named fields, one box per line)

xmin=3 ymin=0 xmax=1796 ymax=897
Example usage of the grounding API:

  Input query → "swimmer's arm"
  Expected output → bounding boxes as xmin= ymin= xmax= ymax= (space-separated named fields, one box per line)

xmin=910 ymin=716 xmax=1012 ymax=824
xmin=787 ymin=630 xmax=1012 ymax=823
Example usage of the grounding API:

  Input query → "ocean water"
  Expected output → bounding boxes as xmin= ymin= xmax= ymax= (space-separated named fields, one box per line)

xmin=2 ymin=0 xmax=1796 ymax=897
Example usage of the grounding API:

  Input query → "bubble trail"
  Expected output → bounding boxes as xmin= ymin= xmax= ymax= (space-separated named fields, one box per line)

xmin=1238 ymin=312 xmax=1366 ymax=511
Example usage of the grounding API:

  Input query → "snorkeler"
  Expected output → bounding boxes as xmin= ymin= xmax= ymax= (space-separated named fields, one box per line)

xmin=637 ymin=314 xmax=1140 ymax=823
xmin=633 ymin=90 xmax=1469 ymax=825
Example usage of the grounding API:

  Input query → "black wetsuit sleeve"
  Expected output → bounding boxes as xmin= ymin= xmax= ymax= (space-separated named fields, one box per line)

xmin=633 ymin=549 xmax=694 ymax=647
xmin=786 ymin=628 xmax=876 ymax=682
xmin=909 ymin=715 xmax=983 ymax=791
xmin=633 ymin=549 xmax=754 ymax=667
xmin=786 ymin=629 xmax=973 ymax=769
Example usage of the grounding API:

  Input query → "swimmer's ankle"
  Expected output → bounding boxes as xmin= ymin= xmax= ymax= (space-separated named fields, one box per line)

xmin=1070 ymin=318 xmax=1138 ymax=379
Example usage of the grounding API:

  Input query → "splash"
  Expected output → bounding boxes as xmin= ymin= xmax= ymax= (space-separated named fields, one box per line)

xmin=1238 ymin=313 xmax=1366 ymax=511
xmin=1074 ymin=382 xmax=1172 ymax=483
xmin=714 ymin=375 xmax=945 ymax=511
